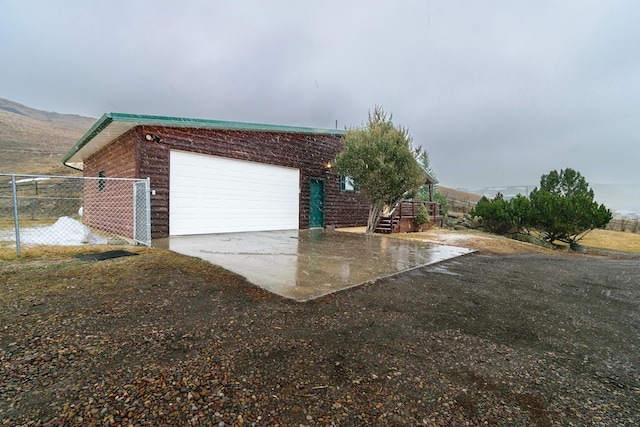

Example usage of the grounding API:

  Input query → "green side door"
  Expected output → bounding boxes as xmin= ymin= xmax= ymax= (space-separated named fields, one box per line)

xmin=309 ymin=179 xmax=325 ymax=228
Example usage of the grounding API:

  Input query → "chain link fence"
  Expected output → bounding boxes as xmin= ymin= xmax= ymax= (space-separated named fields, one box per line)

xmin=0 ymin=174 xmax=151 ymax=255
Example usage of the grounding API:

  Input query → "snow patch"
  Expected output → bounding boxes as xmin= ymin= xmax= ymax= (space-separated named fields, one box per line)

xmin=16 ymin=216 xmax=108 ymax=246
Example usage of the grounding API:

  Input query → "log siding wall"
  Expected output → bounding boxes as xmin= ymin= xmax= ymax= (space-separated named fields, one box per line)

xmin=84 ymin=125 xmax=369 ymax=238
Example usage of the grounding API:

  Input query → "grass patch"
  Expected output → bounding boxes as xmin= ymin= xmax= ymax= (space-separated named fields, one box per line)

xmin=383 ymin=228 xmax=554 ymax=254
xmin=580 ymin=228 xmax=640 ymax=254
xmin=0 ymin=244 xmax=121 ymax=261
xmin=0 ymin=247 xmax=245 ymax=312
xmin=370 ymin=227 xmax=640 ymax=255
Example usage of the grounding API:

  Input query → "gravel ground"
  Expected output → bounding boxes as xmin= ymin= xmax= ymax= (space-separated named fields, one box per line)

xmin=1 ymin=246 xmax=639 ymax=426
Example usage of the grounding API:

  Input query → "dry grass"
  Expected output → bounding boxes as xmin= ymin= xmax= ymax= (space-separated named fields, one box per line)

xmin=391 ymin=228 xmax=554 ymax=254
xmin=339 ymin=226 xmax=640 ymax=255
xmin=0 ymin=247 xmax=242 ymax=310
xmin=578 ymin=228 xmax=640 ymax=254
xmin=525 ymin=228 xmax=640 ymax=254
xmin=0 ymin=244 xmax=140 ymax=262
xmin=338 ymin=227 xmax=553 ymax=254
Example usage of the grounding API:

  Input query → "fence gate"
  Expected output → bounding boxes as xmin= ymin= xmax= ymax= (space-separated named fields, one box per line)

xmin=133 ymin=178 xmax=152 ymax=246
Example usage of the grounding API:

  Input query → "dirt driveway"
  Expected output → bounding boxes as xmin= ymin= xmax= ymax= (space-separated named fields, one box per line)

xmin=1 ymin=244 xmax=639 ymax=426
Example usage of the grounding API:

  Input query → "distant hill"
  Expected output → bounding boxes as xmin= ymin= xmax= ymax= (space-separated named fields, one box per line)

xmin=437 ymin=186 xmax=483 ymax=214
xmin=0 ymin=97 xmax=96 ymax=175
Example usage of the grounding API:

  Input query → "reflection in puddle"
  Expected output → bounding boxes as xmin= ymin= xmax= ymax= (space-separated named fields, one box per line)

xmin=161 ymin=229 xmax=474 ymax=301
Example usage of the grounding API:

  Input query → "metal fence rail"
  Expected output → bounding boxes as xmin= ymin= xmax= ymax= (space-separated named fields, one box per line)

xmin=0 ymin=174 xmax=151 ymax=255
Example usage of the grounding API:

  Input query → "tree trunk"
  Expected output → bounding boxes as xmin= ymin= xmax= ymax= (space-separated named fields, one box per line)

xmin=366 ymin=204 xmax=383 ymax=234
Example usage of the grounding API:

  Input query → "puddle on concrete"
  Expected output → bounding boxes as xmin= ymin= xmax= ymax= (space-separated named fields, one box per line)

xmin=158 ymin=229 xmax=474 ymax=301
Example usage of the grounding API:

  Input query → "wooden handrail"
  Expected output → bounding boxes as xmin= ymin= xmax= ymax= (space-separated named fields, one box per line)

xmin=382 ymin=200 xmax=442 ymax=232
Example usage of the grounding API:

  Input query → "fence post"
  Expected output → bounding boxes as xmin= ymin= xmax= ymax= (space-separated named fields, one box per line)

xmin=145 ymin=177 xmax=151 ymax=246
xmin=11 ymin=174 xmax=21 ymax=256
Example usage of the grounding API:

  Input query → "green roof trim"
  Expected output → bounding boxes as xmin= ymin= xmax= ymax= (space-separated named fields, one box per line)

xmin=102 ymin=112 xmax=346 ymax=134
xmin=61 ymin=113 xmax=115 ymax=165
xmin=62 ymin=112 xmax=345 ymax=167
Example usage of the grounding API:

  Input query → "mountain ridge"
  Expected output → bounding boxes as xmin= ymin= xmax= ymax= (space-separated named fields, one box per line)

xmin=0 ymin=97 xmax=95 ymax=174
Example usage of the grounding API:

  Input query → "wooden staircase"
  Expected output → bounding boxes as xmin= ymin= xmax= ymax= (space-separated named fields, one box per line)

xmin=374 ymin=200 xmax=443 ymax=234
xmin=374 ymin=215 xmax=400 ymax=234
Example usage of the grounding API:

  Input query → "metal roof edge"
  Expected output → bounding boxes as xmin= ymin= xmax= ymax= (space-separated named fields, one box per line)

xmin=61 ymin=113 xmax=115 ymax=166
xmin=105 ymin=112 xmax=345 ymax=136
xmin=420 ymin=164 xmax=439 ymax=185
xmin=61 ymin=112 xmax=345 ymax=167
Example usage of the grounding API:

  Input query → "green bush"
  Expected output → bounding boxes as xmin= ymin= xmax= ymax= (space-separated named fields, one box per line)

xmin=529 ymin=188 xmax=612 ymax=244
xmin=470 ymin=193 xmax=532 ymax=234
xmin=528 ymin=168 xmax=612 ymax=244
xmin=433 ymin=190 xmax=449 ymax=218
xmin=472 ymin=168 xmax=612 ymax=246
xmin=471 ymin=193 xmax=514 ymax=234
xmin=509 ymin=194 xmax=532 ymax=233
xmin=415 ymin=204 xmax=430 ymax=226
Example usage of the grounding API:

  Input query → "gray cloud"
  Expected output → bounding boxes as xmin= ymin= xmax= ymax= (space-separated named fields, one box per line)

xmin=1 ymin=0 xmax=638 ymax=188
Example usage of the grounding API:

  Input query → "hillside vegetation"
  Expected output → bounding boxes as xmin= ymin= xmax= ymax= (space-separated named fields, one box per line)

xmin=0 ymin=97 xmax=95 ymax=175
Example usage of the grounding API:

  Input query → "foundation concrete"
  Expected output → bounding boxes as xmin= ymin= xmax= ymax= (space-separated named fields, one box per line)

xmin=156 ymin=229 xmax=473 ymax=301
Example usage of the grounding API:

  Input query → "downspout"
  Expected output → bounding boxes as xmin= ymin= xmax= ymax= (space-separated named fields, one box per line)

xmin=62 ymin=161 xmax=83 ymax=172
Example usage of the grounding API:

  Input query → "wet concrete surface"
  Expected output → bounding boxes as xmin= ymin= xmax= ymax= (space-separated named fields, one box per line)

xmin=156 ymin=229 xmax=474 ymax=301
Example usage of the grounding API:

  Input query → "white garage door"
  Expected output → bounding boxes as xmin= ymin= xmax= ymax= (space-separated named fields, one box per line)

xmin=169 ymin=150 xmax=300 ymax=235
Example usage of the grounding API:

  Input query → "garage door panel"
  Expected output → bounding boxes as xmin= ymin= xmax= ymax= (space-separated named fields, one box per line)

xmin=169 ymin=150 xmax=300 ymax=235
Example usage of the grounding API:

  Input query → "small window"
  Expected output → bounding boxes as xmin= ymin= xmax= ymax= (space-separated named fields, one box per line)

xmin=98 ymin=171 xmax=106 ymax=192
xmin=340 ymin=175 xmax=357 ymax=192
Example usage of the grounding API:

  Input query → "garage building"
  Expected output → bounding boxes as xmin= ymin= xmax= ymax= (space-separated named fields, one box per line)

xmin=62 ymin=113 xmax=369 ymax=238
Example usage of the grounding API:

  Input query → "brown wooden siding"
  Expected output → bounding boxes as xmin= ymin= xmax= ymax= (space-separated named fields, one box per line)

xmin=83 ymin=132 xmax=139 ymax=178
xmin=85 ymin=125 xmax=369 ymax=238
xmin=82 ymin=133 xmax=138 ymax=238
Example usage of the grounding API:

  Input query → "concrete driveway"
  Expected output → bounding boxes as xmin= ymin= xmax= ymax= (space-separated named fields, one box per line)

xmin=157 ymin=229 xmax=473 ymax=301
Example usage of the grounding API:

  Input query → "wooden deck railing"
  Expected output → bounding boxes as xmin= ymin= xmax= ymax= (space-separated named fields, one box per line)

xmin=375 ymin=200 xmax=443 ymax=233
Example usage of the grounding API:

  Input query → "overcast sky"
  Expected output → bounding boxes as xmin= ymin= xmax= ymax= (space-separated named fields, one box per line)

xmin=1 ymin=0 xmax=638 ymax=188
